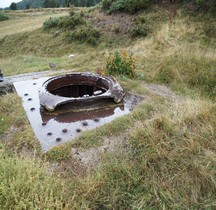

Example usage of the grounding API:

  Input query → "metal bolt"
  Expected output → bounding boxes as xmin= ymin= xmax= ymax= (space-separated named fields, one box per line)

xmin=76 ymin=128 xmax=81 ymax=133
xmin=56 ymin=138 xmax=61 ymax=142
xmin=62 ymin=129 xmax=68 ymax=133
xmin=82 ymin=121 xmax=88 ymax=126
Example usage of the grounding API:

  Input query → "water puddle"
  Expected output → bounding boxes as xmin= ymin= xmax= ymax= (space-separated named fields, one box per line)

xmin=14 ymin=77 xmax=143 ymax=151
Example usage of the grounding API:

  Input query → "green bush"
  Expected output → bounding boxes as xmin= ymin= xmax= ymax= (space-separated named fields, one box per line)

xmin=129 ymin=24 xmax=148 ymax=37
xmin=43 ymin=17 xmax=61 ymax=30
xmin=129 ymin=15 xmax=149 ymax=37
xmin=195 ymin=0 xmax=216 ymax=13
xmin=125 ymin=0 xmax=151 ymax=13
xmin=135 ymin=15 xmax=146 ymax=24
xmin=102 ymin=0 xmax=152 ymax=14
xmin=108 ymin=0 xmax=126 ymax=13
xmin=58 ymin=14 xmax=85 ymax=30
xmin=101 ymin=0 xmax=116 ymax=10
xmin=105 ymin=49 xmax=135 ymax=77
xmin=0 ymin=13 xmax=9 ymax=21
xmin=66 ymin=25 xmax=101 ymax=45
xmin=43 ymin=13 xmax=85 ymax=31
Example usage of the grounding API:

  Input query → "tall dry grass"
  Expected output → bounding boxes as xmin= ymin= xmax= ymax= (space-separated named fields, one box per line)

xmin=130 ymin=10 xmax=216 ymax=98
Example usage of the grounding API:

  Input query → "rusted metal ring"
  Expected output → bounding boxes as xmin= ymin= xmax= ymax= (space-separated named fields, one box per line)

xmin=38 ymin=72 xmax=125 ymax=111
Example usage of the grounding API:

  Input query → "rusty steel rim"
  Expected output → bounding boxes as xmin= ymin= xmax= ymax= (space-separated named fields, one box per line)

xmin=38 ymin=72 xmax=125 ymax=111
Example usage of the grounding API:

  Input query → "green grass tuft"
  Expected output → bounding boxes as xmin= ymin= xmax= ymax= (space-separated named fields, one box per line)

xmin=0 ymin=145 xmax=69 ymax=209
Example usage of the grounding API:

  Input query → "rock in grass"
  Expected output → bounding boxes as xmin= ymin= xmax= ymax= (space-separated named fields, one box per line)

xmin=0 ymin=81 xmax=13 ymax=95
xmin=0 ymin=69 xmax=3 ymax=82
xmin=69 ymin=54 xmax=75 ymax=58
xmin=49 ymin=63 xmax=56 ymax=69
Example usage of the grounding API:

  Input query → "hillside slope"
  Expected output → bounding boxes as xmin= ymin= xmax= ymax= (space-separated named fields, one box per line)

xmin=0 ymin=5 xmax=216 ymax=209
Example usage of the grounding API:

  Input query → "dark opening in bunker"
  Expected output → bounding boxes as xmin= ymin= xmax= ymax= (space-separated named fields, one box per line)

xmin=50 ymin=85 xmax=105 ymax=98
xmin=46 ymin=74 xmax=110 ymax=99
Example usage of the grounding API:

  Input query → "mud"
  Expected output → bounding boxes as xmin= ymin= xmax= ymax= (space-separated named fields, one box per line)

xmin=14 ymin=77 xmax=143 ymax=152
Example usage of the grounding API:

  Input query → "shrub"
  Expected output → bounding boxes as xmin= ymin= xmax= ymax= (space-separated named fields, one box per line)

xmin=129 ymin=15 xmax=149 ymax=37
xmin=105 ymin=49 xmax=135 ymax=77
xmin=69 ymin=5 xmax=75 ymax=16
xmin=195 ymin=0 xmax=216 ymax=13
xmin=66 ymin=25 xmax=101 ymax=45
xmin=111 ymin=23 xmax=121 ymax=33
xmin=58 ymin=14 xmax=85 ymax=30
xmin=129 ymin=24 xmax=148 ymax=37
xmin=135 ymin=15 xmax=146 ymax=24
xmin=108 ymin=0 xmax=126 ymax=13
xmin=43 ymin=17 xmax=61 ymax=30
xmin=43 ymin=12 xmax=85 ymax=31
xmin=102 ymin=0 xmax=152 ymax=14
xmin=0 ymin=13 xmax=9 ymax=21
xmin=124 ymin=0 xmax=151 ymax=13
xmin=101 ymin=0 xmax=116 ymax=10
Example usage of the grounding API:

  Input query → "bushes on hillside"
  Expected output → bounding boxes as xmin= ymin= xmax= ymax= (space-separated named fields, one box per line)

xmin=43 ymin=13 xmax=85 ymax=30
xmin=43 ymin=6 xmax=102 ymax=45
xmin=58 ymin=14 xmax=85 ymax=29
xmin=194 ymin=0 xmax=216 ymax=13
xmin=0 ymin=14 xmax=9 ymax=21
xmin=129 ymin=24 xmax=148 ymax=37
xmin=129 ymin=16 xmax=149 ymax=37
xmin=102 ymin=0 xmax=152 ymax=14
xmin=66 ymin=25 xmax=101 ymax=45
xmin=43 ymin=9 xmax=101 ymax=45
xmin=43 ymin=17 xmax=61 ymax=30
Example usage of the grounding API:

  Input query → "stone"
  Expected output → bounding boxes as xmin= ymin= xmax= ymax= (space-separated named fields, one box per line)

xmin=0 ymin=69 xmax=3 ymax=82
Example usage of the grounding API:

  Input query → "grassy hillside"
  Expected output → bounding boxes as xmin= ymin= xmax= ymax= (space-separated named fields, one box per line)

xmin=0 ymin=5 xmax=216 ymax=209
xmin=0 ymin=10 xmax=69 ymax=39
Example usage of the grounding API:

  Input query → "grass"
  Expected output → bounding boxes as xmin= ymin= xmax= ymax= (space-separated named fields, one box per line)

xmin=0 ymin=11 xmax=68 ymax=39
xmin=0 ymin=145 xmax=70 ymax=209
xmin=0 ymin=5 xmax=216 ymax=209
xmin=129 ymin=9 xmax=216 ymax=98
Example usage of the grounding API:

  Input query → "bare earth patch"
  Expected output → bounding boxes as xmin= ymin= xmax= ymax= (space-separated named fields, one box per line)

xmin=93 ymin=12 xmax=134 ymax=35
xmin=71 ymin=135 xmax=126 ymax=167
xmin=143 ymin=83 xmax=183 ymax=102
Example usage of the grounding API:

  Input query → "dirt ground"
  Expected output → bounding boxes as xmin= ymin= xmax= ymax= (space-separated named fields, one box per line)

xmin=93 ymin=11 xmax=135 ymax=35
